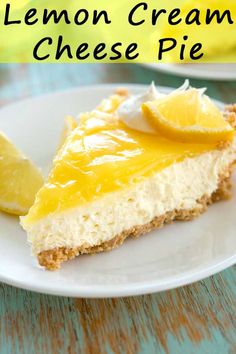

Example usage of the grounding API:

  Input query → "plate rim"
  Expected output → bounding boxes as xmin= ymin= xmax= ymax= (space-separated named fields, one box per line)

xmin=0 ymin=83 xmax=235 ymax=297
xmin=140 ymin=63 xmax=236 ymax=81
xmin=0 ymin=82 xmax=224 ymax=115
xmin=0 ymin=254 xmax=235 ymax=298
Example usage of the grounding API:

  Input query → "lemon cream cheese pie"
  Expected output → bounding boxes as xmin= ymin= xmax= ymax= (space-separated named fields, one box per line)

xmin=21 ymin=83 xmax=236 ymax=270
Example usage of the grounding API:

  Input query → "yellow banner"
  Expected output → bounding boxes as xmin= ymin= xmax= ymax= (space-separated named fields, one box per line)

xmin=1 ymin=0 xmax=236 ymax=63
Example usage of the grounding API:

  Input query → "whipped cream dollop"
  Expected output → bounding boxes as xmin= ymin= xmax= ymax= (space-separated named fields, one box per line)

xmin=118 ymin=82 xmax=163 ymax=134
xmin=118 ymin=80 xmax=190 ymax=134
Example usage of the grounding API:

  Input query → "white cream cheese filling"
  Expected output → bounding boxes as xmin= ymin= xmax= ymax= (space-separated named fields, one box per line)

xmin=21 ymin=144 xmax=236 ymax=256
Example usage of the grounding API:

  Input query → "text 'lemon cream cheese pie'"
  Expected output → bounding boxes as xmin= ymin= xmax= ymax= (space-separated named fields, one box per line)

xmin=20 ymin=82 xmax=236 ymax=270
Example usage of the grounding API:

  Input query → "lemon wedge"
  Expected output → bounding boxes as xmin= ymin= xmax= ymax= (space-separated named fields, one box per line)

xmin=0 ymin=132 xmax=44 ymax=216
xmin=58 ymin=115 xmax=78 ymax=150
xmin=142 ymin=88 xmax=235 ymax=144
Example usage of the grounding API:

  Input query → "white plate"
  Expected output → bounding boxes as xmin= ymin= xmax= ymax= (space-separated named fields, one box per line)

xmin=0 ymin=84 xmax=235 ymax=298
xmin=141 ymin=64 xmax=236 ymax=81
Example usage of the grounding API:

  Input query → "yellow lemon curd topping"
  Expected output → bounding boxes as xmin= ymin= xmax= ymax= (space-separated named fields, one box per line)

xmin=58 ymin=115 xmax=78 ymax=151
xmin=23 ymin=89 xmax=234 ymax=224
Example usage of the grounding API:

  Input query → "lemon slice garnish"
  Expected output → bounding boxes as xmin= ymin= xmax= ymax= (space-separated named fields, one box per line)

xmin=142 ymin=88 xmax=234 ymax=144
xmin=0 ymin=132 xmax=44 ymax=216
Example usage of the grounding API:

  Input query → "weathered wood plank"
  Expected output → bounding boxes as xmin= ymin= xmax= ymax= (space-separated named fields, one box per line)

xmin=0 ymin=267 xmax=235 ymax=354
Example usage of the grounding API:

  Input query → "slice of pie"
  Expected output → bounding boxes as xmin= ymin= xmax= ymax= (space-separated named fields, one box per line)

xmin=20 ymin=84 xmax=236 ymax=270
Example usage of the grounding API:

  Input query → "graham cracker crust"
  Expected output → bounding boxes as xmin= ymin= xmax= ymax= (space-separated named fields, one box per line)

xmin=38 ymin=167 xmax=233 ymax=270
xmin=224 ymin=104 xmax=236 ymax=129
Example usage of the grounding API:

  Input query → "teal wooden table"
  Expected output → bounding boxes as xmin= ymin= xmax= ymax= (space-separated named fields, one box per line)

xmin=0 ymin=64 xmax=235 ymax=354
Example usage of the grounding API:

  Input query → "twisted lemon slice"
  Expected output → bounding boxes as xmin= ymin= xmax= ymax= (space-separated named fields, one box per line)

xmin=142 ymin=88 xmax=234 ymax=144
xmin=0 ymin=132 xmax=43 ymax=216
